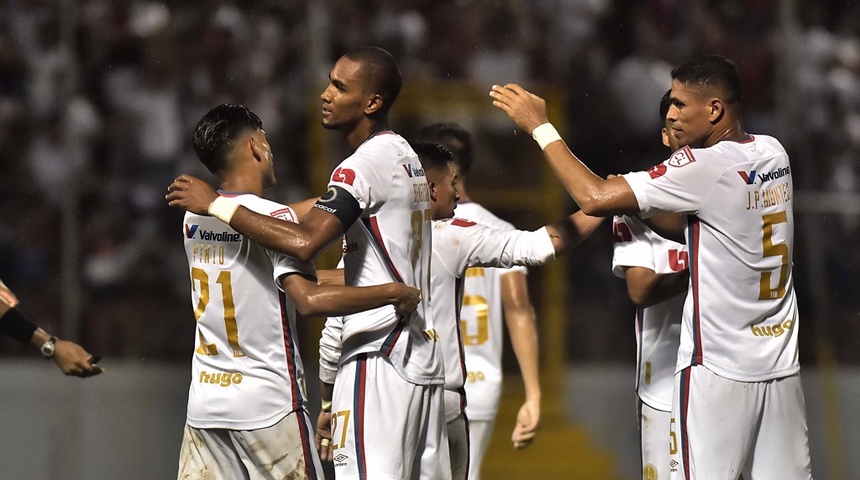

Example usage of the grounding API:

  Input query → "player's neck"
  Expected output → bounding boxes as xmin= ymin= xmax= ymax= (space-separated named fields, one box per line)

xmin=705 ymin=119 xmax=745 ymax=147
xmin=219 ymin=172 xmax=264 ymax=197
xmin=344 ymin=118 xmax=388 ymax=150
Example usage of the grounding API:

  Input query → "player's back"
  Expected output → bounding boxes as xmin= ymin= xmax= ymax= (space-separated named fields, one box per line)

xmin=333 ymin=132 xmax=441 ymax=385
xmin=182 ymin=194 xmax=314 ymax=430
xmin=680 ymin=135 xmax=799 ymax=381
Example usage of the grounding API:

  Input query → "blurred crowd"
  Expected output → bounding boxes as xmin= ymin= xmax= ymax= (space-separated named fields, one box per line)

xmin=0 ymin=0 xmax=858 ymax=362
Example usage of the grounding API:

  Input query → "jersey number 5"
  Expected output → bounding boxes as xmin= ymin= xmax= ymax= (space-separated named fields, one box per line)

xmin=760 ymin=211 xmax=789 ymax=300
xmin=191 ymin=267 xmax=246 ymax=357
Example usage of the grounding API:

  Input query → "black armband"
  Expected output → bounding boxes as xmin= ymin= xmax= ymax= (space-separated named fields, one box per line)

xmin=0 ymin=307 xmax=38 ymax=344
xmin=313 ymin=186 xmax=362 ymax=229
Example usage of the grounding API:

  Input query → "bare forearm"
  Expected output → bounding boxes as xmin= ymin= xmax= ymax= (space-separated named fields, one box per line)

xmin=501 ymin=273 xmax=541 ymax=401
xmin=626 ymin=268 xmax=689 ymax=308
xmin=545 ymin=210 xmax=606 ymax=254
xmin=298 ymin=283 xmax=401 ymax=317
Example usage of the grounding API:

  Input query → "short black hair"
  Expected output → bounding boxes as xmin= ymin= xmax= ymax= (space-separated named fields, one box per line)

xmin=671 ymin=55 xmax=743 ymax=104
xmin=414 ymin=123 xmax=474 ymax=175
xmin=192 ymin=104 xmax=263 ymax=174
xmin=659 ymin=89 xmax=671 ymax=123
xmin=412 ymin=142 xmax=454 ymax=178
xmin=344 ymin=47 xmax=402 ymax=118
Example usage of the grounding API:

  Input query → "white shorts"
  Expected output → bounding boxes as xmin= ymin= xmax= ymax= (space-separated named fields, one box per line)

xmin=177 ymin=410 xmax=323 ymax=480
xmin=446 ymin=411 xmax=470 ymax=480
xmin=331 ymin=353 xmax=451 ymax=480
xmin=466 ymin=418 xmax=495 ymax=480
xmin=638 ymin=400 xmax=671 ymax=480
xmin=670 ymin=365 xmax=812 ymax=480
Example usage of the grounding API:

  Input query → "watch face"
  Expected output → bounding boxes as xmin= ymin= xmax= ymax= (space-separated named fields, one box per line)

xmin=41 ymin=338 xmax=56 ymax=357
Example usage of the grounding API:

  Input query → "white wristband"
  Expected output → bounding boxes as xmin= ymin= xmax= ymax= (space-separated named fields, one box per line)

xmin=208 ymin=196 xmax=240 ymax=224
xmin=531 ymin=123 xmax=562 ymax=150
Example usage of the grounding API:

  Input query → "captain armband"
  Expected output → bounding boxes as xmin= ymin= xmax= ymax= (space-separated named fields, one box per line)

xmin=313 ymin=186 xmax=362 ymax=229
xmin=0 ymin=307 xmax=38 ymax=344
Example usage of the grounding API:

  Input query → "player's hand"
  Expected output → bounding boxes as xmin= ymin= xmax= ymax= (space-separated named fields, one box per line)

xmin=511 ymin=398 xmax=540 ymax=449
xmin=391 ymin=284 xmax=421 ymax=317
xmin=53 ymin=340 xmax=104 ymax=378
xmin=315 ymin=410 xmax=334 ymax=462
xmin=489 ymin=84 xmax=550 ymax=134
xmin=0 ymin=280 xmax=20 ymax=316
xmin=166 ymin=174 xmax=218 ymax=215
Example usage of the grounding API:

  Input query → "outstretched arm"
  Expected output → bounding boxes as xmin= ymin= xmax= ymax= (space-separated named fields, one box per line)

xmin=0 ymin=281 xmax=102 ymax=377
xmin=489 ymin=84 xmax=639 ymax=217
xmin=166 ymin=175 xmax=346 ymax=261
xmin=500 ymin=271 xmax=540 ymax=449
xmin=545 ymin=210 xmax=606 ymax=254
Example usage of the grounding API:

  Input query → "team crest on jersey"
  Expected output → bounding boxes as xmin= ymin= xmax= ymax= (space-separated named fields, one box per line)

xmin=667 ymin=146 xmax=695 ymax=167
xmin=269 ymin=207 xmax=296 ymax=222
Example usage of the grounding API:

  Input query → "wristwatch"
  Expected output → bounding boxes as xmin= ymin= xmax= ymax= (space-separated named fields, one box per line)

xmin=40 ymin=336 xmax=58 ymax=359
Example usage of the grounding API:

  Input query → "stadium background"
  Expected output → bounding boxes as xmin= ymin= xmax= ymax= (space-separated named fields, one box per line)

xmin=1 ymin=0 xmax=858 ymax=478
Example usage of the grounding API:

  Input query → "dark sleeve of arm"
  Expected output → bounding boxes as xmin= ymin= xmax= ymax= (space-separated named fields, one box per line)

xmin=312 ymin=186 xmax=362 ymax=230
xmin=0 ymin=308 xmax=38 ymax=343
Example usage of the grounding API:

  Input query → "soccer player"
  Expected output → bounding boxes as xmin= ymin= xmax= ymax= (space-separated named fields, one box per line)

xmin=414 ymin=123 xmax=543 ymax=478
xmin=168 ymin=47 xmax=449 ymax=480
xmin=176 ymin=104 xmax=421 ymax=480
xmin=317 ymin=142 xmax=603 ymax=480
xmin=490 ymin=55 xmax=813 ymax=479
xmin=611 ymin=90 xmax=689 ymax=479
xmin=0 ymin=280 xmax=103 ymax=377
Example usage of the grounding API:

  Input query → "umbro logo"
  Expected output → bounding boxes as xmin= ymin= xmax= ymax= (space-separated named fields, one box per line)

xmin=334 ymin=454 xmax=348 ymax=462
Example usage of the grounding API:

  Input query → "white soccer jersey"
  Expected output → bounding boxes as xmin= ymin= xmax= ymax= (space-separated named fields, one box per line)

xmin=431 ymin=217 xmax=554 ymax=397
xmin=622 ymin=135 xmax=800 ymax=382
xmin=453 ymin=202 xmax=523 ymax=421
xmin=183 ymin=193 xmax=316 ymax=430
xmin=329 ymin=131 xmax=441 ymax=385
xmin=612 ymin=214 xmax=686 ymax=411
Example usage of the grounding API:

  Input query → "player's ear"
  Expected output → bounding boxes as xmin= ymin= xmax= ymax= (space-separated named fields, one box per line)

xmin=708 ymin=98 xmax=724 ymax=123
xmin=661 ymin=127 xmax=671 ymax=148
xmin=248 ymin=132 xmax=264 ymax=162
xmin=364 ymin=94 xmax=383 ymax=116
xmin=428 ymin=180 xmax=438 ymax=203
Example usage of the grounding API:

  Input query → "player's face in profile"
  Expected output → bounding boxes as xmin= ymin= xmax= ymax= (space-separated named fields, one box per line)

xmin=432 ymin=163 xmax=459 ymax=219
xmin=667 ymin=80 xmax=712 ymax=148
xmin=320 ymin=56 xmax=368 ymax=132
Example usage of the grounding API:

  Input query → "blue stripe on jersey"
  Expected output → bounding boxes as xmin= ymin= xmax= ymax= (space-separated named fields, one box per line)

xmin=353 ymin=354 xmax=368 ymax=477
xmin=687 ymin=216 xmax=703 ymax=366
xmin=679 ymin=367 xmax=692 ymax=479
xmin=278 ymin=290 xmax=304 ymax=411
xmin=295 ymin=410 xmax=321 ymax=480
xmin=361 ymin=216 xmax=404 ymax=283
xmin=381 ymin=320 xmax=405 ymax=357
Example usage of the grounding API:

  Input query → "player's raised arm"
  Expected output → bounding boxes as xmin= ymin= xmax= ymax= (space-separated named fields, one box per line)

xmin=167 ymin=174 xmax=345 ymax=261
xmin=489 ymin=83 xmax=639 ymax=217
